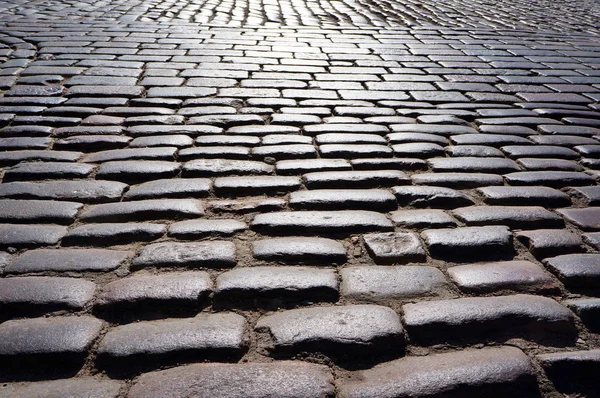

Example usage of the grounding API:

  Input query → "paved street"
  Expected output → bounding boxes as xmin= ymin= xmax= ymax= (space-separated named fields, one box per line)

xmin=0 ymin=0 xmax=599 ymax=396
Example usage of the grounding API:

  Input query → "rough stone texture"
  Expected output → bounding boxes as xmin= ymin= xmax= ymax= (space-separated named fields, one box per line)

xmin=557 ymin=208 xmax=600 ymax=231
xmin=564 ymin=298 xmax=600 ymax=332
xmin=543 ymin=254 xmax=600 ymax=288
xmin=80 ymin=199 xmax=205 ymax=222
xmin=132 ymin=241 xmax=236 ymax=269
xmin=339 ymin=347 xmax=537 ymax=398
xmin=128 ymin=362 xmax=335 ymax=398
xmin=215 ymin=266 xmax=338 ymax=306
xmin=5 ymin=249 xmax=132 ymax=273
xmin=0 ymin=277 xmax=96 ymax=310
xmin=453 ymin=206 xmax=563 ymax=229
xmin=477 ymin=186 xmax=571 ymax=207
xmin=168 ymin=219 xmax=247 ymax=239
xmin=363 ymin=232 xmax=426 ymax=264
xmin=538 ymin=349 xmax=600 ymax=395
xmin=516 ymin=229 xmax=584 ymax=259
xmin=95 ymin=271 xmax=212 ymax=309
xmin=422 ymin=226 xmax=513 ymax=260
xmin=2 ymin=0 xmax=600 ymax=393
xmin=403 ymin=294 xmax=575 ymax=344
xmin=252 ymin=237 xmax=345 ymax=264
xmin=341 ymin=266 xmax=448 ymax=301
xmin=0 ymin=316 xmax=103 ymax=358
xmin=392 ymin=186 xmax=475 ymax=208
xmin=256 ymin=305 xmax=404 ymax=354
xmin=448 ymin=261 xmax=558 ymax=293
xmin=0 ymin=224 xmax=67 ymax=249
xmin=289 ymin=189 xmax=397 ymax=211
xmin=62 ymin=223 xmax=166 ymax=246
xmin=0 ymin=199 xmax=82 ymax=225
xmin=98 ymin=314 xmax=246 ymax=359
xmin=251 ymin=211 xmax=393 ymax=235
xmin=0 ymin=379 xmax=122 ymax=398
xmin=0 ymin=181 xmax=127 ymax=203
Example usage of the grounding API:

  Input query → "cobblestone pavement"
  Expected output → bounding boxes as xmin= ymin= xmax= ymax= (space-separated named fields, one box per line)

xmin=1 ymin=0 xmax=600 ymax=397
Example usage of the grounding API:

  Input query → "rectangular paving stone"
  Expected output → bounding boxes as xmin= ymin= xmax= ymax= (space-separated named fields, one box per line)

xmin=0 ymin=224 xmax=67 ymax=249
xmin=62 ymin=223 xmax=166 ymax=246
xmin=256 ymin=305 xmax=404 ymax=356
xmin=304 ymin=170 xmax=410 ymax=189
xmin=132 ymin=241 xmax=236 ymax=269
xmin=95 ymin=271 xmax=212 ymax=310
xmin=183 ymin=159 xmax=274 ymax=177
xmin=516 ymin=229 xmax=584 ymax=259
xmin=251 ymin=211 xmax=393 ymax=235
xmin=252 ymin=237 xmax=346 ymax=264
xmin=341 ymin=265 xmax=448 ymax=301
xmin=0 ymin=276 xmax=96 ymax=312
xmin=412 ymin=173 xmax=504 ymax=188
xmin=0 ymin=199 xmax=82 ymax=225
xmin=339 ymin=347 xmax=537 ymax=398
xmin=453 ymin=205 xmax=564 ymax=229
xmin=0 ymin=150 xmax=83 ymax=167
xmin=214 ymin=176 xmax=301 ymax=196
xmin=289 ymin=189 xmax=397 ymax=211
xmin=128 ymin=362 xmax=334 ymax=398
xmin=422 ymin=226 xmax=513 ymax=260
xmin=276 ymin=159 xmax=351 ymax=175
xmin=504 ymin=171 xmax=596 ymax=188
xmin=538 ymin=349 xmax=600 ymax=396
xmin=124 ymin=179 xmax=211 ymax=200
xmin=477 ymin=186 xmax=571 ymax=207
xmin=0 ymin=379 xmax=122 ymax=398
xmin=80 ymin=199 xmax=204 ymax=222
xmin=97 ymin=314 xmax=246 ymax=366
xmin=363 ymin=232 xmax=426 ymax=264
xmin=0 ymin=181 xmax=127 ymax=203
xmin=0 ymin=316 xmax=103 ymax=362
xmin=543 ymin=254 xmax=600 ymax=288
xmin=448 ymin=261 xmax=558 ymax=293
xmin=392 ymin=186 xmax=475 ymax=208
xmin=557 ymin=208 xmax=600 ymax=231
xmin=168 ymin=219 xmax=247 ymax=239
xmin=215 ymin=266 xmax=338 ymax=307
xmin=6 ymin=248 xmax=132 ymax=273
xmin=403 ymin=294 xmax=575 ymax=344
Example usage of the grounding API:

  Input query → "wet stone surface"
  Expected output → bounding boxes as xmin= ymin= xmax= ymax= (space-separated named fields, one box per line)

xmin=0 ymin=0 xmax=600 ymax=396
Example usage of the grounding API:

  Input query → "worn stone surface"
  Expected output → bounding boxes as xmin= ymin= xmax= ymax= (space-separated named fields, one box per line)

xmin=251 ymin=211 xmax=393 ymax=235
xmin=289 ymin=189 xmax=397 ymax=211
xmin=339 ymin=347 xmax=537 ymax=398
xmin=341 ymin=266 xmax=448 ymax=301
xmin=543 ymin=254 xmax=600 ymax=288
xmin=403 ymin=294 xmax=575 ymax=343
xmin=6 ymin=249 xmax=132 ymax=273
xmin=0 ymin=277 xmax=96 ymax=311
xmin=252 ymin=237 xmax=346 ymax=264
xmin=98 ymin=314 xmax=246 ymax=360
xmin=132 ymin=241 xmax=236 ymax=269
xmin=363 ymin=232 xmax=426 ymax=264
xmin=1 ymin=0 xmax=600 ymax=393
xmin=256 ymin=305 xmax=404 ymax=354
xmin=422 ymin=226 xmax=513 ymax=260
xmin=0 ymin=224 xmax=67 ymax=249
xmin=448 ymin=261 xmax=558 ymax=293
xmin=0 ymin=316 xmax=103 ymax=358
xmin=215 ymin=266 xmax=338 ymax=306
xmin=95 ymin=271 xmax=212 ymax=309
xmin=128 ymin=362 xmax=335 ymax=398
xmin=0 ymin=379 xmax=122 ymax=398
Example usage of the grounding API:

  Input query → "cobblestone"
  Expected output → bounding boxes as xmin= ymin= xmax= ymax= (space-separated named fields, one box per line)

xmin=1 ymin=0 xmax=600 ymax=394
xmin=128 ymin=362 xmax=334 ymax=398
xmin=403 ymin=294 xmax=575 ymax=344
xmin=256 ymin=304 xmax=404 ymax=355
